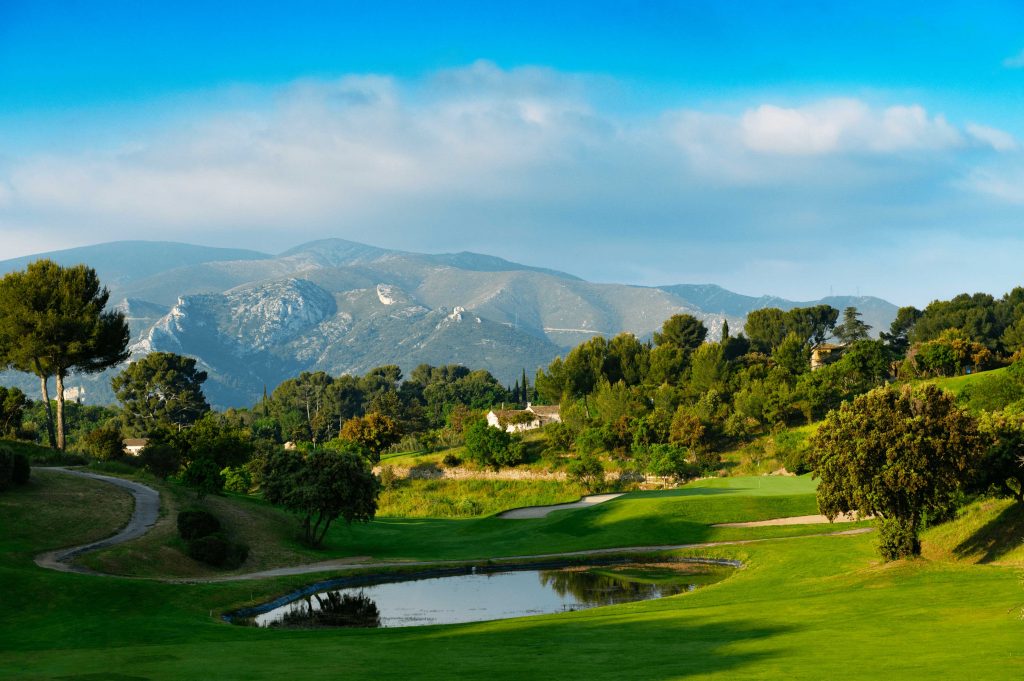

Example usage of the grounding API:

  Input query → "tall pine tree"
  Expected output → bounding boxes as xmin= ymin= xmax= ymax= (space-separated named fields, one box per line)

xmin=0 ymin=260 xmax=129 ymax=450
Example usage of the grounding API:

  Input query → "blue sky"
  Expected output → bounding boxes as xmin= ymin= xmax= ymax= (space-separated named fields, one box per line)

xmin=2 ymin=1 xmax=1024 ymax=305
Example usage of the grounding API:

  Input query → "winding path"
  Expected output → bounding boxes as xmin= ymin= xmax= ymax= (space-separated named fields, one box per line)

xmin=33 ymin=467 xmax=161 ymax=574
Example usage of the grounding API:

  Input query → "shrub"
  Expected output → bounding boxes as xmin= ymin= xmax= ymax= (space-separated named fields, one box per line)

xmin=176 ymin=509 xmax=221 ymax=541
xmin=187 ymin=533 xmax=249 ymax=569
xmin=441 ymin=453 xmax=462 ymax=468
xmin=723 ymin=412 xmax=758 ymax=441
xmin=11 ymin=451 xmax=29 ymax=485
xmin=642 ymin=443 xmax=693 ymax=480
xmin=574 ymin=427 xmax=605 ymax=456
xmin=181 ymin=456 xmax=224 ymax=499
xmin=221 ymin=466 xmax=252 ymax=494
xmin=379 ymin=464 xmax=398 ymax=491
xmin=669 ymin=407 xmax=706 ymax=449
xmin=692 ymin=449 xmax=722 ymax=475
xmin=543 ymin=421 xmax=573 ymax=452
xmin=958 ymin=372 xmax=1024 ymax=413
xmin=0 ymin=447 xmax=14 ymax=490
xmin=138 ymin=442 xmax=182 ymax=480
xmin=463 ymin=421 xmax=525 ymax=471
xmin=774 ymin=430 xmax=812 ymax=475
xmin=455 ymin=497 xmax=482 ymax=516
xmin=877 ymin=518 xmax=920 ymax=561
xmin=79 ymin=424 xmax=125 ymax=461
xmin=567 ymin=454 xmax=605 ymax=492
xmin=0 ymin=447 xmax=30 ymax=490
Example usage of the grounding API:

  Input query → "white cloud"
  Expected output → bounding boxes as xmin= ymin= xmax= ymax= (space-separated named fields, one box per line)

xmin=1003 ymin=49 xmax=1024 ymax=68
xmin=738 ymin=99 xmax=962 ymax=155
xmin=966 ymin=123 xmax=1019 ymax=151
xmin=962 ymin=166 xmax=1024 ymax=204
xmin=0 ymin=63 xmax=1021 ymax=304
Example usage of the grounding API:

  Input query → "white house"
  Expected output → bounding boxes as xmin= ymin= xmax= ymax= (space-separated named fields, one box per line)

xmin=486 ymin=403 xmax=561 ymax=433
xmin=525 ymin=402 xmax=561 ymax=423
xmin=122 ymin=438 xmax=149 ymax=456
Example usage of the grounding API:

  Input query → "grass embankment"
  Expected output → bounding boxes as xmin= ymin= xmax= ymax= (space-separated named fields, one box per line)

xmin=377 ymin=478 xmax=585 ymax=517
xmin=929 ymin=366 xmax=1008 ymax=396
xmin=1 ymin=471 xmax=1022 ymax=679
xmin=922 ymin=497 xmax=1024 ymax=565
xmin=0 ymin=438 xmax=86 ymax=465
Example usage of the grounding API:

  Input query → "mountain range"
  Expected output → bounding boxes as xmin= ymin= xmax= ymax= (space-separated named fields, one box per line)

xmin=0 ymin=239 xmax=900 ymax=409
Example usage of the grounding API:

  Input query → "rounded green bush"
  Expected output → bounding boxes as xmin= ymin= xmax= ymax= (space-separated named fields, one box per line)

xmin=187 ymin=533 xmax=248 ymax=569
xmin=176 ymin=509 xmax=221 ymax=541
xmin=11 ymin=452 xmax=29 ymax=485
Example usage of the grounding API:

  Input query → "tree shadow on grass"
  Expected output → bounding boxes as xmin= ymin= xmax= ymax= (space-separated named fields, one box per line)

xmin=953 ymin=501 xmax=1024 ymax=563
xmin=405 ymin=613 xmax=797 ymax=680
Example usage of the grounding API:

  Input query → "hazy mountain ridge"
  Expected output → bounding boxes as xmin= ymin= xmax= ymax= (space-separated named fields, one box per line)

xmin=0 ymin=241 xmax=271 ymax=288
xmin=660 ymin=284 xmax=898 ymax=338
xmin=0 ymin=239 xmax=899 ymax=408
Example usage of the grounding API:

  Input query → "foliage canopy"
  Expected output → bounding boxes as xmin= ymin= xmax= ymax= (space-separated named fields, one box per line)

xmin=810 ymin=384 xmax=979 ymax=559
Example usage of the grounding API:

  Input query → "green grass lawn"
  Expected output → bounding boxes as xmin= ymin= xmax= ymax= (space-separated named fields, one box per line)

xmin=79 ymin=472 xmax=832 ymax=576
xmin=928 ymin=366 xmax=1008 ymax=395
xmin=1 ymin=470 xmax=1021 ymax=679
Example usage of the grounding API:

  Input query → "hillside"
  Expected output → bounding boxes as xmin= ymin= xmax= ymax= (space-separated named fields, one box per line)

xmin=0 ymin=239 xmax=899 ymax=408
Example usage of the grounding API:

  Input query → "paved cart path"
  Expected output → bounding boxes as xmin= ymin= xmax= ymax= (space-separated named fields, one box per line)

xmin=33 ymin=467 xmax=161 ymax=574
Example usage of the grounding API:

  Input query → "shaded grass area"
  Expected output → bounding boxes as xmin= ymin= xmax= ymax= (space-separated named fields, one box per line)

xmin=922 ymin=496 xmax=1024 ymax=565
xmin=377 ymin=478 xmax=585 ymax=518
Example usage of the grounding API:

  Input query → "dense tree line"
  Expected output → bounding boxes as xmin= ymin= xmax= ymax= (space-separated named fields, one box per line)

xmin=1 ymin=256 xmax=1022 ymax=556
xmin=531 ymin=306 xmax=895 ymax=474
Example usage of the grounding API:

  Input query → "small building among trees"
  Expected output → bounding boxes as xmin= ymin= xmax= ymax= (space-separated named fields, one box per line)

xmin=811 ymin=342 xmax=847 ymax=371
xmin=486 ymin=403 xmax=561 ymax=433
xmin=122 ymin=438 xmax=149 ymax=456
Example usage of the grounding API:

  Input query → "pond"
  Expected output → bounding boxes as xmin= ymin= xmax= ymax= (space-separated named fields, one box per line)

xmin=227 ymin=559 xmax=737 ymax=629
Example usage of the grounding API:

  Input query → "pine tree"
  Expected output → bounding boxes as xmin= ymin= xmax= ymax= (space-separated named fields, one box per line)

xmin=0 ymin=260 xmax=129 ymax=450
xmin=834 ymin=306 xmax=872 ymax=344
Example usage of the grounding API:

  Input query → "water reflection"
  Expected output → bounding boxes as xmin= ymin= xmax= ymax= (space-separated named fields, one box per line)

xmin=538 ymin=568 xmax=689 ymax=606
xmin=271 ymin=592 xmax=381 ymax=629
xmin=237 ymin=561 xmax=731 ymax=629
